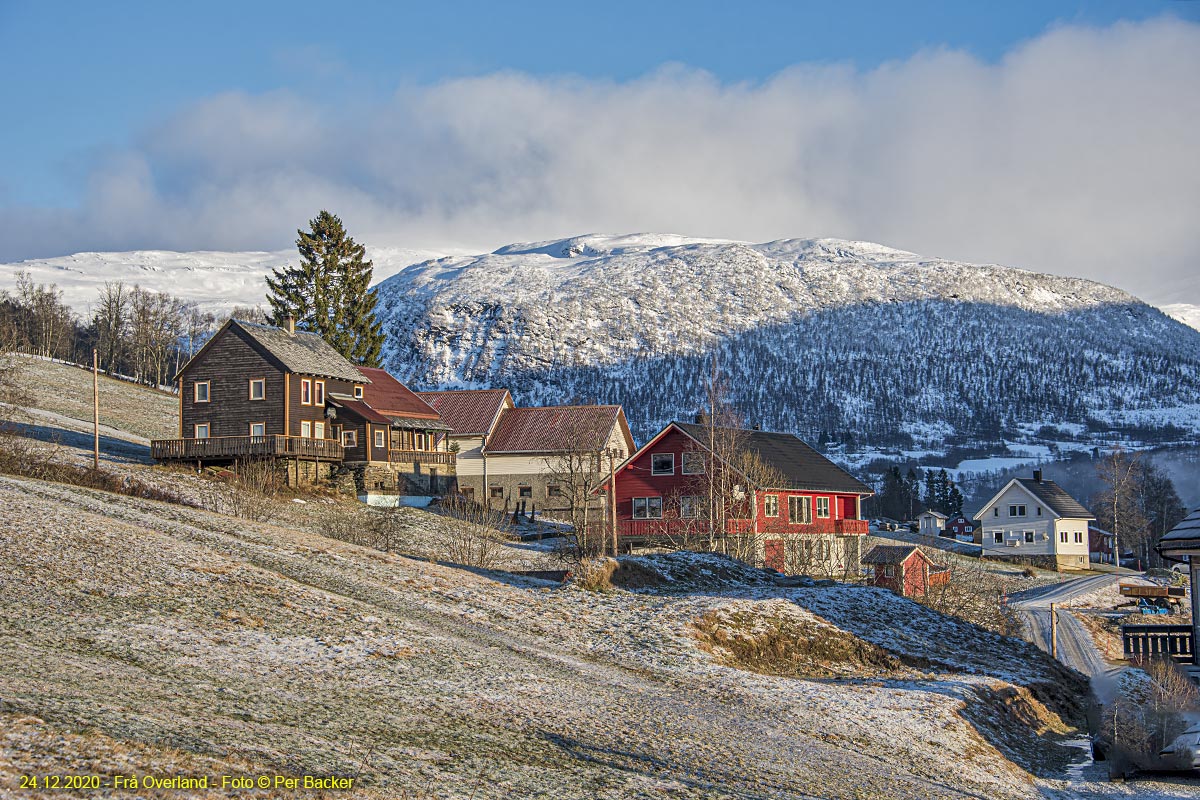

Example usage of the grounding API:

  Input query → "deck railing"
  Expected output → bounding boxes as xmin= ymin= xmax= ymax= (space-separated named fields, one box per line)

xmin=388 ymin=449 xmax=456 ymax=467
xmin=616 ymin=516 xmax=870 ymax=539
xmin=1122 ymin=624 xmax=1195 ymax=664
xmin=151 ymin=435 xmax=344 ymax=462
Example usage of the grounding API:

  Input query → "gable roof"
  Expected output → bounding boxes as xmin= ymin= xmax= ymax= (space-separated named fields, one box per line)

xmin=673 ymin=422 xmax=873 ymax=495
xmin=355 ymin=367 xmax=440 ymax=419
xmin=416 ymin=389 xmax=512 ymax=436
xmin=863 ymin=545 xmax=935 ymax=566
xmin=328 ymin=395 xmax=393 ymax=425
xmin=230 ymin=320 xmax=370 ymax=383
xmin=1159 ymin=507 xmax=1200 ymax=557
xmin=975 ymin=474 xmax=1093 ymax=520
xmin=921 ymin=510 xmax=949 ymax=520
xmin=483 ymin=405 xmax=627 ymax=454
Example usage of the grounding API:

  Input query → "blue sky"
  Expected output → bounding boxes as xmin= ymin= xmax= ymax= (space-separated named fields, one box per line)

xmin=0 ymin=1 xmax=1197 ymax=302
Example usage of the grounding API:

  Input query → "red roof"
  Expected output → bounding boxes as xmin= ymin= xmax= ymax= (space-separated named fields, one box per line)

xmin=416 ymin=389 xmax=512 ymax=436
xmin=356 ymin=367 xmax=440 ymax=419
xmin=483 ymin=405 xmax=626 ymax=454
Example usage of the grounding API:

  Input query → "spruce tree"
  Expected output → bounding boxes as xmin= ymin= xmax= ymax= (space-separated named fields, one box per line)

xmin=265 ymin=210 xmax=385 ymax=366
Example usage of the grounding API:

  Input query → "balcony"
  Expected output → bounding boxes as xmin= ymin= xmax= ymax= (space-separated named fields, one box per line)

xmin=151 ymin=435 xmax=344 ymax=462
xmin=387 ymin=449 xmax=456 ymax=467
xmin=1122 ymin=624 xmax=1195 ymax=665
xmin=615 ymin=517 xmax=870 ymax=540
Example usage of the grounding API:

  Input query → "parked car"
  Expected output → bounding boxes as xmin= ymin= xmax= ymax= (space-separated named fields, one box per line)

xmin=1159 ymin=724 xmax=1200 ymax=771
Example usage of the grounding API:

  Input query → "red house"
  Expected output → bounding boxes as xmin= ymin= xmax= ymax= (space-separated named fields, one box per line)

xmin=862 ymin=545 xmax=950 ymax=598
xmin=606 ymin=421 xmax=873 ymax=575
xmin=944 ymin=514 xmax=976 ymax=539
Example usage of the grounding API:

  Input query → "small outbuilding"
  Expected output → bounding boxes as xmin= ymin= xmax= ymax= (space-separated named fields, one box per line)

xmin=918 ymin=510 xmax=947 ymax=536
xmin=863 ymin=544 xmax=949 ymax=598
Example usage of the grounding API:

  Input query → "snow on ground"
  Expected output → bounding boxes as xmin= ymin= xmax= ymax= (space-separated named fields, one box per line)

xmin=1162 ymin=303 xmax=1200 ymax=332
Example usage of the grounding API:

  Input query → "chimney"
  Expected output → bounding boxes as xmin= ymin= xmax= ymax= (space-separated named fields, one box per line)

xmin=1033 ymin=469 xmax=1043 ymax=483
xmin=286 ymin=316 xmax=295 ymax=335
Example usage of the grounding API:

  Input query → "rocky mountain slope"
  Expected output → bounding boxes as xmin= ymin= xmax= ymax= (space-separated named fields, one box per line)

xmin=373 ymin=234 xmax=1200 ymax=449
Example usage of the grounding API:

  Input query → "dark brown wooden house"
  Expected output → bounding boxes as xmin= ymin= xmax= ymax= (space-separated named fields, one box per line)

xmin=152 ymin=318 xmax=368 ymax=482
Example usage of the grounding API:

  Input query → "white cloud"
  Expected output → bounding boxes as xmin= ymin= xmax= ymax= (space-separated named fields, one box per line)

xmin=3 ymin=16 xmax=1198 ymax=303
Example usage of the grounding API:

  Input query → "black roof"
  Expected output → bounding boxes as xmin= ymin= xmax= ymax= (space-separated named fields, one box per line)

xmin=232 ymin=320 xmax=368 ymax=383
xmin=1159 ymin=508 xmax=1200 ymax=556
xmin=675 ymin=422 xmax=873 ymax=495
xmin=1014 ymin=478 xmax=1093 ymax=519
xmin=862 ymin=545 xmax=921 ymax=565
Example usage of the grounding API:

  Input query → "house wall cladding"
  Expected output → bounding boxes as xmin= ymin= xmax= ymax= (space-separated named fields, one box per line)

xmin=180 ymin=326 xmax=286 ymax=438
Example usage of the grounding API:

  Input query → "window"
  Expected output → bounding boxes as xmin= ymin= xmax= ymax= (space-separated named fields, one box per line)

xmin=965 ymin=525 xmax=974 ymax=533
xmin=461 ymin=487 xmax=475 ymax=500
xmin=681 ymin=451 xmax=705 ymax=475
xmin=547 ymin=484 xmax=562 ymax=497
xmin=651 ymin=453 xmax=674 ymax=475
xmin=993 ymin=531 xmax=1003 ymax=543
xmin=815 ymin=497 xmax=830 ymax=518
xmin=519 ymin=486 xmax=532 ymax=498
xmin=680 ymin=496 xmax=701 ymax=518
xmin=374 ymin=429 xmax=386 ymax=449
xmin=248 ymin=379 xmax=265 ymax=401
xmin=788 ymin=496 xmax=812 ymax=524
xmin=314 ymin=422 xmax=325 ymax=439
xmin=1060 ymin=531 xmax=1068 ymax=543
xmin=194 ymin=381 xmax=210 ymax=403
xmin=194 ymin=423 xmax=210 ymax=439
xmin=1009 ymin=505 xmax=1026 ymax=517
xmin=490 ymin=486 xmax=504 ymax=499
xmin=300 ymin=379 xmax=312 ymax=405
xmin=883 ymin=565 xmax=896 ymax=578
xmin=314 ymin=380 xmax=325 ymax=407
xmin=342 ymin=430 xmax=358 ymax=448
xmin=415 ymin=432 xmax=428 ymax=451
xmin=301 ymin=421 xmax=312 ymax=438
xmin=249 ymin=422 xmax=265 ymax=437
xmin=1074 ymin=531 xmax=1083 ymax=544
xmin=1036 ymin=506 xmax=1042 ymax=516
xmin=632 ymin=497 xmax=663 ymax=519
xmin=353 ymin=385 xmax=364 ymax=399
xmin=763 ymin=495 xmax=779 ymax=517
xmin=1024 ymin=531 xmax=1035 ymax=543
xmin=994 ymin=508 xmax=999 ymax=517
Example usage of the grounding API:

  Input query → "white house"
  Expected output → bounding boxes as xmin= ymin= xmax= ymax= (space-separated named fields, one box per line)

xmin=974 ymin=470 xmax=1094 ymax=570
xmin=918 ymin=510 xmax=948 ymax=535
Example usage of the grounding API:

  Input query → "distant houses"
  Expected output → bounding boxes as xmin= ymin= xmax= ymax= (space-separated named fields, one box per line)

xmin=973 ymin=469 xmax=1095 ymax=570
xmin=917 ymin=510 xmax=947 ymax=536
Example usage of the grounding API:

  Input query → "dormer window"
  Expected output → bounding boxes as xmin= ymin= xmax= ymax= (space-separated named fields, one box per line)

xmin=353 ymin=385 xmax=364 ymax=400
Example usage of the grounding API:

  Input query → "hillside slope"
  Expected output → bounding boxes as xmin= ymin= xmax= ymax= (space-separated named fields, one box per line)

xmin=374 ymin=235 xmax=1200 ymax=447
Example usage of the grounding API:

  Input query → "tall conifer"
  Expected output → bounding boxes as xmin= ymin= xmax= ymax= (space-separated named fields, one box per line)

xmin=265 ymin=210 xmax=385 ymax=366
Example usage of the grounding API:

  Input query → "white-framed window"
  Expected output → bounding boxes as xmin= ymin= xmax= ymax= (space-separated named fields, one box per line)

xmin=374 ymin=429 xmax=386 ymax=449
xmin=965 ymin=525 xmax=974 ymax=533
xmin=415 ymin=432 xmax=428 ymax=450
xmin=314 ymin=422 xmax=325 ymax=439
xmin=763 ymin=494 xmax=779 ymax=517
xmin=194 ymin=423 xmax=210 ymax=439
xmin=681 ymin=451 xmax=705 ymax=475
xmin=680 ymin=496 xmax=702 ymax=518
xmin=788 ymin=496 xmax=812 ymax=524
xmin=353 ymin=385 xmax=364 ymax=399
xmin=300 ymin=379 xmax=312 ymax=405
xmin=883 ymin=565 xmax=896 ymax=578
xmin=249 ymin=422 xmax=265 ymax=437
xmin=815 ymin=497 xmax=830 ymax=518
xmin=632 ymin=497 xmax=663 ymax=519
xmin=194 ymin=381 xmax=210 ymax=403
xmin=248 ymin=378 xmax=265 ymax=401
xmin=994 ymin=508 xmax=999 ymax=517
xmin=651 ymin=453 xmax=674 ymax=475
xmin=1009 ymin=504 xmax=1026 ymax=517
xmin=342 ymin=430 xmax=358 ymax=448
xmin=300 ymin=421 xmax=312 ymax=438
xmin=1074 ymin=531 xmax=1083 ymax=544
xmin=314 ymin=380 xmax=325 ymax=407
xmin=1059 ymin=531 xmax=1068 ymax=543
xmin=993 ymin=531 xmax=1003 ymax=543
xmin=1024 ymin=530 xmax=1035 ymax=543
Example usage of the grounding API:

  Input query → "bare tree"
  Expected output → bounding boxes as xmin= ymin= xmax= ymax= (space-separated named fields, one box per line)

xmin=92 ymin=281 xmax=130 ymax=374
xmin=542 ymin=411 xmax=615 ymax=562
xmin=441 ymin=494 xmax=511 ymax=569
xmin=14 ymin=271 xmax=75 ymax=360
xmin=1094 ymin=448 xmax=1146 ymax=571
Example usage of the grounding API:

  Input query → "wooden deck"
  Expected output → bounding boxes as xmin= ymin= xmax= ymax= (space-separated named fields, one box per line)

xmin=388 ymin=449 xmax=456 ymax=467
xmin=151 ymin=435 xmax=344 ymax=462
xmin=1122 ymin=623 xmax=1195 ymax=664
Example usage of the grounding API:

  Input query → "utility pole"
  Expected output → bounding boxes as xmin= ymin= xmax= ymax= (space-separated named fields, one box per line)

xmin=92 ymin=348 xmax=100 ymax=470
xmin=1049 ymin=602 xmax=1058 ymax=660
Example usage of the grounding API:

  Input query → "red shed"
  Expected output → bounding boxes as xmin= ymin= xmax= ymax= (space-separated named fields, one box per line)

xmin=862 ymin=545 xmax=949 ymax=598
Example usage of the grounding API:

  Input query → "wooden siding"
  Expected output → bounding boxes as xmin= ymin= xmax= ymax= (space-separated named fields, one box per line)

xmin=179 ymin=325 xmax=287 ymax=439
xmin=151 ymin=434 xmax=343 ymax=462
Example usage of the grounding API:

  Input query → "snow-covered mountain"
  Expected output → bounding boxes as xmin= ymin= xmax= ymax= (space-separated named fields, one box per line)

xmin=0 ymin=246 xmax=450 ymax=315
xmin=1162 ymin=303 xmax=1200 ymax=332
xmin=373 ymin=233 xmax=1200 ymax=448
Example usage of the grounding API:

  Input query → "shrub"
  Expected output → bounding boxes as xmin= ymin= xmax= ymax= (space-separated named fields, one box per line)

xmin=575 ymin=557 xmax=618 ymax=592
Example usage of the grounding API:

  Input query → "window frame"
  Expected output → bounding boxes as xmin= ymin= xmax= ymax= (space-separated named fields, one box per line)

xmin=763 ymin=494 xmax=779 ymax=518
xmin=993 ymin=531 xmax=1003 ymax=544
xmin=374 ymin=429 xmax=386 ymax=449
xmin=1009 ymin=504 xmax=1026 ymax=517
xmin=1059 ymin=531 xmax=1068 ymax=543
xmin=194 ymin=381 xmax=211 ymax=403
xmin=815 ymin=496 xmax=831 ymax=518
xmin=194 ymin=422 xmax=210 ymax=439
xmin=300 ymin=378 xmax=312 ymax=406
xmin=342 ymin=430 xmax=358 ymax=448
xmin=300 ymin=421 xmax=312 ymax=438
xmin=353 ymin=384 xmax=364 ymax=399
xmin=490 ymin=486 xmax=504 ymax=499
xmin=314 ymin=421 xmax=325 ymax=439
xmin=651 ymin=453 xmax=675 ymax=475
xmin=1024 ymin=530 xmax=1035 ymax=544
xmin=248 ymin=378 xmax=266 ymax=401
xmin=547 ymin=484 xmax=562 ymax=498
xmin=788 ymin=495 xmax=812 ymax=525
xmin=632 ymin=497 xmax=664 ymax=520
xmin=1074 ymin=531 xmax=1083 ymax=544
xmin=680 ymin=451 xmax=705 ymax=475
xmin=518 ymin=486 xmax=532 ymax=499
xmin=249 ymin=422 xmax=265 ymax=438
xmin=314 ymin=380 xmax=325 ymax=407
xmin=679 ymin=495 xmax=702 ymax=519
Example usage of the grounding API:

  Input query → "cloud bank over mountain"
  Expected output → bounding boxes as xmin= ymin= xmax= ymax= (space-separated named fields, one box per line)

xmin=3 ymin=17 xmax=1197 ymax=303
